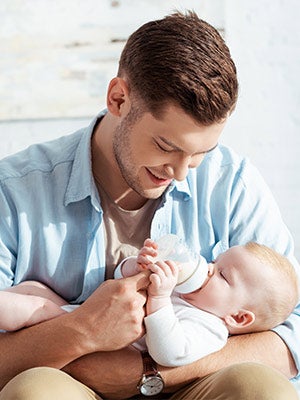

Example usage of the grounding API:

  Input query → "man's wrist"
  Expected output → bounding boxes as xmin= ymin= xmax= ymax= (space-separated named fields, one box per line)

xmin=137 ymin=351 xmax=164 ymax=396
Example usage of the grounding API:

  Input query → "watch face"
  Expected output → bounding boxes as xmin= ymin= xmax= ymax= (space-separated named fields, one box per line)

xmin=140 ymin=376 xmax=164 ymax=396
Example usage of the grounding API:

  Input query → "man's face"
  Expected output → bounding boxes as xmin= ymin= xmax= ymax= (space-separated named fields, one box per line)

xmin=112 ymin=104 xmax=225 ymax=199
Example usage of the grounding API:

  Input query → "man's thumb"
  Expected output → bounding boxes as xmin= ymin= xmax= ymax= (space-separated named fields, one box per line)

xmin=125 ymin=270 xmax=150 ymax=291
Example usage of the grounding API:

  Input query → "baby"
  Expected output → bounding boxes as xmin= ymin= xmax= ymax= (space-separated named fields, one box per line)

xmin=115 ymin=239 xmax=299 ymax=366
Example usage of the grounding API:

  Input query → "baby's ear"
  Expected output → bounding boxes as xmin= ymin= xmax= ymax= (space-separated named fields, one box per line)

xmin=224 ymin=309 xmax=255 ymax=331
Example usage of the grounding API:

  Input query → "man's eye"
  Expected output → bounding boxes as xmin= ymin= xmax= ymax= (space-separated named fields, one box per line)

xmin=156 ymin=142 xmax=172 ymax=153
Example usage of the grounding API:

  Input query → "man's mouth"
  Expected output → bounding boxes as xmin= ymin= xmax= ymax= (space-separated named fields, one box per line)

xmin=146 ymin=168 xmax=172 ymax=186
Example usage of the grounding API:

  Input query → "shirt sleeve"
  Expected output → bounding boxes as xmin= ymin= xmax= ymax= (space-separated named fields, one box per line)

xmin=272 ymin=302 xmax=300 ymax=383
xmin=0 ymin=185 xmax=18 ymax=289
xmin=144 ymin=299 xmax=228 ymax=367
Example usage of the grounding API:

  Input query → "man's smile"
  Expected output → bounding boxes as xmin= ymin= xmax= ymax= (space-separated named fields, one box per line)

xmin=145 ymin=168 xmax=173 ymax=186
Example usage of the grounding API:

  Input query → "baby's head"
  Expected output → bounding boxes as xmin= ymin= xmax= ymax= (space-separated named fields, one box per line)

xmin=237 ymin=242 xmax=299 ymax=334
xmin=181 ymin=242 xmax=299 ymax=334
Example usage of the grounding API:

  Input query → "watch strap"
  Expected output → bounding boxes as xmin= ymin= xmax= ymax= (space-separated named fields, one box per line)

xmin=138 ymin=351 xmax=164 ymax=395
xmin=141 ymin=351 xmax=159 ymax=377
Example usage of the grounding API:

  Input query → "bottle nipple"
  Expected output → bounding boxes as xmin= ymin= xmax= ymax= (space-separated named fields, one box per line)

xmin=155 ymin=234 xmax=208 ymax=294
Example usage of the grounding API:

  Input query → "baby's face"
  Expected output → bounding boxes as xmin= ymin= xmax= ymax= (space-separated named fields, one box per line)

xmin=181 ymin=245 xmax=269 ymax=318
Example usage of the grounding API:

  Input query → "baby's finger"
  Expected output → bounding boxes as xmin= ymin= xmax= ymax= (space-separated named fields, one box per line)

xmin=154 ymin=260 xmax=177 ymax=278
xmin=144 ymin=238 xmax=158 ymax=250
xmin=140 ymin=246 xmax=157 ymax=258
xmin=147 ymin=263 xmax=167 ymax=280
xmin=137 ymin=254 xmax=152 ymax=265
xmin=164 ymin=260 xmax=180 ymax=278
xmin=149 ymin=272 xmax=161 ymax=288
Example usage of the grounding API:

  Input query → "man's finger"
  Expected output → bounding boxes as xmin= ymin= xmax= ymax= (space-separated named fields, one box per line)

xmin=124 ymin=270 xmax=150 ymax=290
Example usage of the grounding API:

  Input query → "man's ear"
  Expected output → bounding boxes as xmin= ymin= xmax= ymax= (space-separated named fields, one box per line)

xmin=224 ymin=309 xmax=255 ymax=331
xmin=106 ymin=77 xmax=130 ymax=116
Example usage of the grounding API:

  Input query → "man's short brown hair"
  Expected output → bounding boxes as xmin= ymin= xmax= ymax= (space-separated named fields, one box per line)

xmin=118 ymin=10 xmax=238 ymax=125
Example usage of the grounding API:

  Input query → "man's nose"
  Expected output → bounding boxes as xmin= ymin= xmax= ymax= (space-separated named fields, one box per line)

xmin=172 ymin=153 xmax=206 ymax=181
xmin=168 ymin=155 xmax=191 ymax=181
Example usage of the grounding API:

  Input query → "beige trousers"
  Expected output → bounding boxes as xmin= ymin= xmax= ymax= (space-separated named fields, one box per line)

xmin=0 ymin=363 xmax=298 ymax=400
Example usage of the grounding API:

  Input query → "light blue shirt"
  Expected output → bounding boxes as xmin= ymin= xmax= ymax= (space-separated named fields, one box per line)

xmin=0 ymin=111 xmax=299 ymax=381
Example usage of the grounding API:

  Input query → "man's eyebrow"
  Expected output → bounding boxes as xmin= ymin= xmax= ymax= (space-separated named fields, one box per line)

xmin=158 ymin=137 xmax=218 ymax=154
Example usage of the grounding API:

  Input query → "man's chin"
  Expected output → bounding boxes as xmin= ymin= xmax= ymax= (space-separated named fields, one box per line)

xmin=141 ymin=185 xmax=170 ymax=200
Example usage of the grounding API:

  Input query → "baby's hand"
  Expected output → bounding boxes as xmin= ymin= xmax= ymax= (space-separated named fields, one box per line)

xmin=147 ymin=260 xmax=179 ymax=298
xmin=137 ymin=238 xmax=158 ymax=269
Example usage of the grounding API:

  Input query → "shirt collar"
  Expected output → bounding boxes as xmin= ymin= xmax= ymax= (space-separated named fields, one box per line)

xmin=64 ymin=110 xmax=107 ymax=208
xmin=168 ymin=178 xmax=192 ymax=200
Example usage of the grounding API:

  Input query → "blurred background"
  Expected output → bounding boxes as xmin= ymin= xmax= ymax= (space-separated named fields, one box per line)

xmin=0 ymin=0 xmax=299 ymax=263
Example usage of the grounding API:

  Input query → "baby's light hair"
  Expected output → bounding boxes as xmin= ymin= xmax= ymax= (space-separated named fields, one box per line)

xmin=243 ymin=242 xmax=299 ymax=332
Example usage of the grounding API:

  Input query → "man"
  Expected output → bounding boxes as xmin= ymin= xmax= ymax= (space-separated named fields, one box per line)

xmin=0 ymin=10 xmax=299 ymax=400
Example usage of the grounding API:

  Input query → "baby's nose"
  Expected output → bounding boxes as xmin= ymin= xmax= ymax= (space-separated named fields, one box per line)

xmin=208 ymin=262 xmax=215 ymax=277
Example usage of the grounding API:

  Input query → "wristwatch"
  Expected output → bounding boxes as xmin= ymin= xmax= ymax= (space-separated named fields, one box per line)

xmin=137 ymin=351 xmax=164 ymax=396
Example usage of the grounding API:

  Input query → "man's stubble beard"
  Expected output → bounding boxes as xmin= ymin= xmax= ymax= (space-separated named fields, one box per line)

xmin=112 ymin=110 xmax=168 ymax=200
xmin=112 ymin=108 xmax=148 ymax=198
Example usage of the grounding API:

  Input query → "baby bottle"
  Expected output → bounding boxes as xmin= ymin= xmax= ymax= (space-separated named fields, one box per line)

xmin=154 ymin=234 xmax=208 ymax=294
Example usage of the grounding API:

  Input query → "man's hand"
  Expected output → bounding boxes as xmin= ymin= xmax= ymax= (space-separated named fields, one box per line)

xmin=72 ymin=271 xmax=149 ymax=353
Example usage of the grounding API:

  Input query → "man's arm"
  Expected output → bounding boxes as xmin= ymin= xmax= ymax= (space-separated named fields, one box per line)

xmin=63 ymin=330 xmax=297 ymax=400
xmin=0 ymin=274 xmax=148 ymax=391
